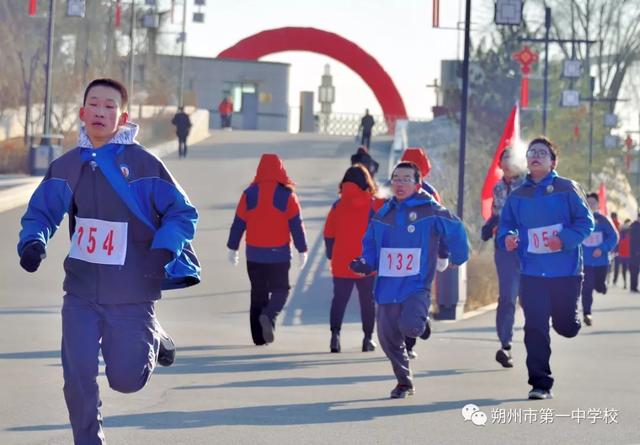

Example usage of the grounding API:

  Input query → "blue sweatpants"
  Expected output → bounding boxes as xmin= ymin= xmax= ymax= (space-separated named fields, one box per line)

xmin=494 ymin=247 xmax=520 ymax=348
xmin=519 ymin=275 xmax=582 ymax=391
xmin=377 ymin=292 xmax=430 ymax=387
xmin=61 ymin=294 xmax=160 ymax=445
xmin=581 ymin=265 xmax=608 ymax=315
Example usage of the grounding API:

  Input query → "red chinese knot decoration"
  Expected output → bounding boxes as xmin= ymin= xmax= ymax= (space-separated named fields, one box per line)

xmin=512 ymin=45 xmax=539 ymax=108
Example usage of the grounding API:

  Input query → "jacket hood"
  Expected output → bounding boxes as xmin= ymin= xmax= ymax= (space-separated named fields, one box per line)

xmin=379 ymin=189 xmax=436 ymax=216
xmin=340 ymin=182 xmax=372 ymax=208
xmin=253 ymin=153 xmax=295 ymax=187
xmin=77 ymin=122 xmax=140 ymax=149
xmin=401 ymin=147 xmax=431 ymax=177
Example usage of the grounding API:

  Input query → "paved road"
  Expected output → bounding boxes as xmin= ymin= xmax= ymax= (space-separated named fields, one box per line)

xmin=0 ymin=131 xmax=638 ymax=445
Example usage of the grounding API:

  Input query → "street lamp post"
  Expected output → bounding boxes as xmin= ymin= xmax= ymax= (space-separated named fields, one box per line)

xmin=178 ymin=0 xmax=188 ymax=108
xmin=456 ymin=0 xmax=471 ymax=219
xmin=41 ymin=0 xmax=56 ymax=145
xmin=128 ymin=0 xmax=135 ymax=101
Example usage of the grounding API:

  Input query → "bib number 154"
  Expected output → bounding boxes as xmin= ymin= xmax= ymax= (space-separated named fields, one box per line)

xmin=69 ymin=217 xmax=128 ymax=265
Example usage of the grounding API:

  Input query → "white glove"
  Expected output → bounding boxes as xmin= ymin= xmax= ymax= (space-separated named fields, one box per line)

xmin=228 ymin=249 xmax=239 ymax=267
xmin=298 ymin=252 xmax=308 ymax=270
xmin=436 ymin=257 xmax=449 ymax=272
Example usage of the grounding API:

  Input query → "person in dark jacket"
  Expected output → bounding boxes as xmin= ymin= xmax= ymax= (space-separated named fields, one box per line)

xmin=18 ymin=78 xmax=200 ymax=445
xmin=481 ymin=148 xmax=524 ymax=368
xmin=227 ymin=154 xmax=308 ymax=345
xmin=171 ymin=106 xmax=192 ymax=158
xmin=627 ymin=213 xmax=640 ymax=292
xmin=324 ymin=164 xmax=384 ymax=353
xmin=497 ymin=136 xmax=594 ymax=400
xmin=358 ymin=109 xmax=375 ymax=148
xmin=581 ymin=192 xmax=618 ymax=326
xmin=350 ymin=145 xmax=379 ymax=178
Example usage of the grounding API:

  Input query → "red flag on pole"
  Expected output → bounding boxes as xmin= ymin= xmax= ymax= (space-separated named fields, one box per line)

xmin=598 ymin=182 xmax=607 ymax=215
xmin=432 ymin=0 xmax=440 ymax=28
xmin=115 ymin=0 xmax=122 ymax=27
xmin=480 ymin=104 xmax=520 ymax=220
xmin=29 ymin=0 xmax=37 ymax=16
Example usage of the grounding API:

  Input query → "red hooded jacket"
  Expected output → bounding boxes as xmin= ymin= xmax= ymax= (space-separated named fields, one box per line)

xmin=227 ymin=154 xmax=307 ymax=263
xmin=323 ymin=182 xmax=384 ymax=278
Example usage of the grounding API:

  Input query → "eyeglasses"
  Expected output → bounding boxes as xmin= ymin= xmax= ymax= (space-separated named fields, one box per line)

xmin=391 ymin=177 xmax=416 ymax=185
xmin=526 ymin=148 xmax=551 ymax=159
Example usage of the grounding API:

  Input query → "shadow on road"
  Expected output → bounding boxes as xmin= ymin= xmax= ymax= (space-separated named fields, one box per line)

xmin=8 ymin=397 xmax=519 ymax=431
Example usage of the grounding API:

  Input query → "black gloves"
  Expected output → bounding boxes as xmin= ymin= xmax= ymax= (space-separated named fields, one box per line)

xmin=144 ymin=248 xmax=173 ymax=279
xmin=349 ymin=257 xmax=374 ymax=275
xmin=20 ymin=241 xmax=46 ymax=273
xmin=481 ymin=214 xmax=499 ymax=242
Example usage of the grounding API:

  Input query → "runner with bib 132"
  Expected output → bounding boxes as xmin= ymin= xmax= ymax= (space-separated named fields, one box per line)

xmin=349 ymin=161 xmax=469 ymax=399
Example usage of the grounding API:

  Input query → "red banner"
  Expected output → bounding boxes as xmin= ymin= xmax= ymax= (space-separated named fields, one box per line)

xmin=29 ymin=0 xmax=37 ymax=16
xmin=432 ymin=0 xmax=440 ymax=28
xmin=598 ymin=182 xmax=607 ymax=215
xmin=115 ymin=0 xmax=121 ymax=27
xmin=480 ymin=104 xmax=520 ymax=220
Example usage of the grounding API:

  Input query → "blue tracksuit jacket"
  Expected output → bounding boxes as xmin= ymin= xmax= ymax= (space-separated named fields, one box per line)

xmin=18 ymin=123 xmax=199 ymax=303
xmin=361 ymin=190 xmax=469 ymax=304
xmin=582 ymin=212 xmax=618 ymax=267
xmin=496 ymin=170 xmax=594 ymax=277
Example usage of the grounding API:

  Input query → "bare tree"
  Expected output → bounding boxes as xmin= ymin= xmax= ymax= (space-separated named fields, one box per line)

xmin=534 ymin=0 xmax=640 ymax=101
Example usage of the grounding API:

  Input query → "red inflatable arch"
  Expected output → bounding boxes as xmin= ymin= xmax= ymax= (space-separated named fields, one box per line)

xmin=217 ymin=27 xmax=408 ymax=125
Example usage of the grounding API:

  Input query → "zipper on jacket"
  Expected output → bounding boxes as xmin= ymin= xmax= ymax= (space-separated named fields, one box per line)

xmin=91 ymin=161 xmax=101 ymax=303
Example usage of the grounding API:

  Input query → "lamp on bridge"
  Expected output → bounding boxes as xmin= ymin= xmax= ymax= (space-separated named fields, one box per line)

xmin=318 ymin=64 xmax=335 ymax=133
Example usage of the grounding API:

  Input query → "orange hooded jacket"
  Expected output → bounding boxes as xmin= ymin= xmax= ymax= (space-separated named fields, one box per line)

xmin=227 ymin=154 xmax=307 ymax=262
xmin=323 ymin=182 xmax=384 ymax=278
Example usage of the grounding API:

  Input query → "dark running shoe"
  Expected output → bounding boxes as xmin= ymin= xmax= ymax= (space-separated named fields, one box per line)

xmin=259 ymin=314 xmax=275 ymax=344
xmin=495 ymin=348 xmax=514 ymax=368
xmin=362 ymin=337 xmax=376 ymax=352
xmin=407 ymin=349 xmax=418 ymax=360
xmin=528 ymin=388 xmax=553 ymax=400
xmin=156 ymin=321 xmax=176 ymax=367
xmin=583 ymin=314 xmax=593 ymax=326
xmin=330 ymin=332 xmax=341 ymax=353
xmin=390 ymin=384 xmax=415 ymax=399
xmin=420 ymin=319 xmax=432 ymax=340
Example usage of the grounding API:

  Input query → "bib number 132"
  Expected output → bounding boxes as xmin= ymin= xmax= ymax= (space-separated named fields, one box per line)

xmin=69 ymin=217 xmax=128 ymax=265
xmin=379 ymin=248 xmax=421 ymax=277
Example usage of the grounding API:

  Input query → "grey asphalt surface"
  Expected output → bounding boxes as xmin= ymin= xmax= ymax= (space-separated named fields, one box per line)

xmin=0 ymin=131 xmax=638 ymax=445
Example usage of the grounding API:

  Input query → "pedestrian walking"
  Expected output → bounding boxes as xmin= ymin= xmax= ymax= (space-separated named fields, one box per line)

xmin=218 ymin=96 xmax=233 ymax=129
xmin=581 ymin=192 xmax=618 ymax=326
xmin=481 ymin=148 xmax=525 ymax=368
xmin=358 ymin=109 xmax=375 ymax=148
xmin=613 ymin=219 xmax=631 ymax=288
xmin=350 ymin=161 xmax=469 ymax=399
xmin=18 ymin=78 xmax=200 ymax=444
xmin=497 ymin=136 xmax=594 ymax=400
xmin=227 ymin=154 xmax=308 ymax=345
xmin=171 ymin=106 xmax=192 ymax=158
xmin=627 ymin=213 xmax=640 ymax=293
xmin=324 ymin=164 xmax=384 ymax=353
